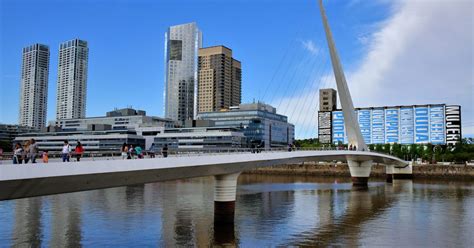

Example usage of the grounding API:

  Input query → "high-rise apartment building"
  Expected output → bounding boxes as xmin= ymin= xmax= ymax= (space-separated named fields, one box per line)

xmin=164 ymin=22 xmax=202 ymax=122
xmin=56 ymin=39 xmax=89 ymax=120
xmin=197 ymin=46 xmax=242 ymax=113
xmin=19 ymin=44 xmax=50 ymax=129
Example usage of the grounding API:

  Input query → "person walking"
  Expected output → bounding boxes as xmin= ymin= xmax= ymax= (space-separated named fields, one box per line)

xmin=28 ymin=139 xmax=39 ymax=163
xmin=62 ymin=140 xmax=71 ymax=162
xmin=135 ymin=145 xmax=143 ymax=159
xmin=13 ymin=143 xmax=23 ymax=164
xmin=121 ymin=143 xmax=128 ymax=160
xmin=128 ymin=145 xmax=134 ymax=159
xmin=42 ymin=150 xmax=49 ymax=163
xmin=75 ymin=141 xmax=84 ymax=162
xmin=23 ymin=140 xmax=31 ymax=164
xmin=161 ymin=144 xmax=168 ymax=158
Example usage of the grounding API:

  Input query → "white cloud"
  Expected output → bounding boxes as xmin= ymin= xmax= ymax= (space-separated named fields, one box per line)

xmin=275 ymin=0 xmax=474 ymax=138
xmin=348 ymin=0 xmax=473 ymax=136
xmin=301 ymin=40 xmax=320 ymax=55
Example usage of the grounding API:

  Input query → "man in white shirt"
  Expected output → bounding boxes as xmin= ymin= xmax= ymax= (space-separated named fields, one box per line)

xmin=62 ymin=140 xmax=71 ymax=162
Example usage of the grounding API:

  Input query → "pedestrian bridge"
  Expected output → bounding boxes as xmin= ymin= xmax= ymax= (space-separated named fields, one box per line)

xmin=0 ymin=150 xmax=406 ymax=201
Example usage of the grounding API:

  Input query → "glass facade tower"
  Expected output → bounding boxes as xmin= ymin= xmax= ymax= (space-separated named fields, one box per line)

xmin=164 ymin=22 xmax=202 ymax=122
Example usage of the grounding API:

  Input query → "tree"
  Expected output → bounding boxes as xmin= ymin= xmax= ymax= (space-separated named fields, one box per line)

xmin=383 ymin=143 xmax=391 ymax=154
xmin=368 ymin=144 xmax=375 ymax=152
xmin=392 ymin=143 xmax=402 ymax=158
xmin=375 ymin=144 xmax=383 ymax=153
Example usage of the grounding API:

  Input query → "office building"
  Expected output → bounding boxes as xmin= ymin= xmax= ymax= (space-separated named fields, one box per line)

xmin=319 ymin=88 xmax=337 ymax=111
xmin=198 ymin=102 xmax=295 ymax=148
xmin=164 ymin=22 xmax=202 ymax=122
xmin=14 ymin=128 xmax=145 ymax=152
xmin=19 ymin=44 xmax=50 ymax=129
xmin=0 ymin=124 xmax=38 ymax=148
xmin=56 ymin=39 xmax=89 ymax=120
xmin=153 ymin=127 xmax=246 ymax=151
xmin=197 ymin=46 xmax=241 ymax=113
xmin=50 ymin=108 xmax=176 ymax=149
xmin=317 ymin=89 xmax=462 ymax=145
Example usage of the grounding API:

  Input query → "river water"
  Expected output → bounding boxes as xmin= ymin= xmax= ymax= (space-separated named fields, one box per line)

xmin=1 ymin=174 xmax=473 ymax=247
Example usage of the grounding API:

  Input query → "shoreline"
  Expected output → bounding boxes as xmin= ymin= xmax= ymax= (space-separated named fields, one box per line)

xmin=244 ymin=162 xmax=474 ymax=180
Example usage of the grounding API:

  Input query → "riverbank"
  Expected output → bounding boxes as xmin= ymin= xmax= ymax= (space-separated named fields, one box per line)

xmin=245 ymin=162 xmax=474 ymax=179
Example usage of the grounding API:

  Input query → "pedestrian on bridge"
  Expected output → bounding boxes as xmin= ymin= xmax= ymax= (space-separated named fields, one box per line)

xmin=135 ymin=145 xmax=143 ymax=159
xmin=13 ymin=143 xmax=23 ymax=164
xmin=28 ymin=139 xmax=38 ymax=163
xmin=75 ymin=142 xmax=84 ymax=162
xmin=161 ymin=144 xmax=168 ymax=158
xmin=62 ymin=140 xmax=71 ymax=162
xmin=22 ymin=140 xmax=30 ymax=163
xmin=121 ymin=143 xmax=128 ymax=160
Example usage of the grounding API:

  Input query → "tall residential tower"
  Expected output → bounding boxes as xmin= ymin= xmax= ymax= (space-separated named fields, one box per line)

xmin=197 ymin=46 xmax=241 ymax=113
xmin=56 ymin=39 xmax=89 ymax=120
xmin=19 ymin=44 xmax=50 ymax=129
xmin=164 ymin=22 xmax=202 ymax=122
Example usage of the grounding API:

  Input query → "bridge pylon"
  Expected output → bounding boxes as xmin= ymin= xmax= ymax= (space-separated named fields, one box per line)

xmin=318 ymin=0 xmax=372 ymax=186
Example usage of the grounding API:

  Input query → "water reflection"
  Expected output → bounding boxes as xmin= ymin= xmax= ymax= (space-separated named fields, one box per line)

xmin=0 ymin=175 xmax=473 ymax=247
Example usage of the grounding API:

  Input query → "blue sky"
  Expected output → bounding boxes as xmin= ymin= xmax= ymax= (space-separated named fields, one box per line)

xmin=1 ymin=0 xmax=472 ymax=138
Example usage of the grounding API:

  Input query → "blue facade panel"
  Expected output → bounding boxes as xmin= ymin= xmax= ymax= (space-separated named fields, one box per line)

xmin=385 ymin=108 xmax=399 ymax=143
xmin=400 ymin=107 xmax=414 ymax=144
xmin=332 ymin=111 xmax=346 ymax=144
xmin=430 ymin=105 xmax=445 ymax=144
xmin=371 ymin=109 xmax=385 ymax=144
xmin=358 ymin=110 xmax=371 ymax=144
xmin=414 ymin=106 xmax=430 ymax=143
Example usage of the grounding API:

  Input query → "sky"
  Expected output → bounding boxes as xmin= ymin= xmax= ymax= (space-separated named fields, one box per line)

xmin=0 ymin=0 xmax=472 ymax=138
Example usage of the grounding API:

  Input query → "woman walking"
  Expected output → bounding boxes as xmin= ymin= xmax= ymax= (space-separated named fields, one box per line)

xmin=75 ymin=141 xmax=84 ymax=162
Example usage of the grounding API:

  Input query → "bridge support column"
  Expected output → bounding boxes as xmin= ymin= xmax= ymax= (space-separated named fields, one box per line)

xmin=214 ymin=172 xmax=240 ymax=224
xmin=393 ymin=162 xmax=413 ymax=180
xmin=386 ymin=165 xmax=394 ymax=183
xmin=348 ymin=160 xmax=372 ymax=188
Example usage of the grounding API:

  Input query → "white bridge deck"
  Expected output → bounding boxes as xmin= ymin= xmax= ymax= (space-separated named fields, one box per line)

xmin=0 ymin=150 xmax=407 ymax=201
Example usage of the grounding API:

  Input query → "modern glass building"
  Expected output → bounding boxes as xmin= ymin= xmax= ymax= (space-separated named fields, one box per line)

xmin=164 ymin=22 xmax=202 ymax=122
xmin=197 ymin=102 xmax=295 ymax=148
xmin=153 ymin=127 xmax=246 ymax=151
xmin=318 ymin=104 xmax=462 ymax=145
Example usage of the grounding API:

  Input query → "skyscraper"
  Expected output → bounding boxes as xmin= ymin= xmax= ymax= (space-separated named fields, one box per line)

xmin=197 ymin=46 xmax=241 ymax=113
xmin=19 ymin=44 xmax=50 ymax=129
xmin=56 ymin=39 xmax=89 ymax=120
xmin=164 ymin=22 xmax=202 ymax=122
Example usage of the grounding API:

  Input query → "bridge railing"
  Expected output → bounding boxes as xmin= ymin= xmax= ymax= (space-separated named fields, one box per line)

xmin=0 ymin=146 xmax=381 ymax=162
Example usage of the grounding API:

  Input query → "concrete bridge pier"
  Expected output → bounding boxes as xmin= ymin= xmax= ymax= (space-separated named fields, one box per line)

xmin=214 ymin=172 xmax=241 ymax=224
xmin=386 ymin=165 xmax=394 ymax=183
xmin=348 ymin=160 xmax=373 ymax=188
xmin=393 ymin=162 xmax=413 ymax=179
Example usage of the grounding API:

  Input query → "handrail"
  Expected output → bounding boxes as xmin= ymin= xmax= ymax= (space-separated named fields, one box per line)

xmin=0 ymin=146 xmax=398 ymax=161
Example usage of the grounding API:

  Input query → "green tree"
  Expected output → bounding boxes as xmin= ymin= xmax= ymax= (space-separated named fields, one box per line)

xmin=392 ymin=143 xmax=402 ymax=158
xmin=383 ymin=143 xmax=391 ymax=154
xmin=375 ymin=144 xmax=383 ymax=153
xmin=409 ymin=144 xmax=417 ymax=160
xmin=368 ymin=144 xmax=375 ymax=152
